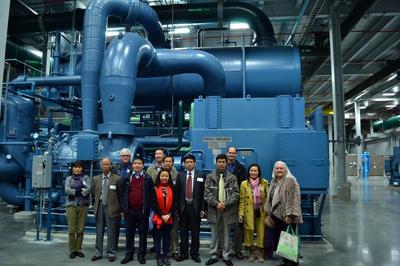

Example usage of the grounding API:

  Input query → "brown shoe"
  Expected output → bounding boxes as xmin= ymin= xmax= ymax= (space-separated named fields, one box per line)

xmin=172 ymin=253 xmax=179 ymax=261
xmin=108 ymin=256 xmax=116 ymax=262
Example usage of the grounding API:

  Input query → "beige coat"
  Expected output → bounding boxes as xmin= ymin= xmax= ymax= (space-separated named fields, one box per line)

xmin=239 ymin=178 xmax=269 ymax=230
xmin=264 ymin=175 xmax=303 ymax=224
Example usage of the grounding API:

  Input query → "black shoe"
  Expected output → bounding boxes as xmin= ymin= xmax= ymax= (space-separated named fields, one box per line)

xmin=235 ymin=252 xmax=243 ymax=260
xmin=205 ymin=258 xmax=218 ymax=265
xmin=109 ymin=256 xmax=116 ymax=262
xmin=163 ymin=258 xmax=171 ymax=266
xmin=121 ymin=256 xmax=134 ymax=264
xmin=138 ymin=255 xmax=146 ymax=264
xmin=91 ymin=255 xmax=102 ymax=261
xmin=75 ymin=251 xmax=85 ymax=258
xmin=192 ymin=256 xmax=201 ymax=263
xmin=69 ymin=252 xmax=76 ymax=259
xmin=157 ymin=259 xmax=163 ymax=266
xmin=176 ymin=256 xmax=188 ymax=262
xmin=223 ymin=259 xmax=233 ymax=266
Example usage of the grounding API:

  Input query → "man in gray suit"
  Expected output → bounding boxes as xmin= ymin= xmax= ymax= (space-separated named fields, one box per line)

xmin=205 ymin=154 xmax=239 ymax=266
xmin=91 ymin=158 xmax=121 ymax=262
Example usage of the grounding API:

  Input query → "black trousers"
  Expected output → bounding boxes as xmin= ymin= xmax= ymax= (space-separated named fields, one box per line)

xmin=265 ymin=215 xmax=299 ymax=266
xmin=154 ymin=223 xmax=173 ymax=260
xmin=125 ymin=209 xmax=149 ymax=257
xmin=179 ymin=205 xmax=201 ymax=258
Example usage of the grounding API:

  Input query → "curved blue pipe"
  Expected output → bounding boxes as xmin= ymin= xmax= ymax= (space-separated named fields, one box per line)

xmin=81 ymin=0 xmax=165 ymax=131
xmin=100 ymin=33 xmax=225 ymax=136
xmin=143 ymin=49 xmax=225 ymax=97
xmin=99 ymin=33 xmax=155 ymax=136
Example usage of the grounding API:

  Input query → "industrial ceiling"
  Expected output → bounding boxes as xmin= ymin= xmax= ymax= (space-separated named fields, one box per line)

xmin=6 ymin=0 xmax=400 ymax=121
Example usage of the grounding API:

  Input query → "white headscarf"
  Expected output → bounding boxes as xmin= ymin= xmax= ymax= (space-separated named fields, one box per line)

xmin=271 ymin=161 xmax=295 ymax=179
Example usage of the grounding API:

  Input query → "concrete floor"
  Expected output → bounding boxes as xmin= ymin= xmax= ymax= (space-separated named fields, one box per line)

xmin=0 ymin=176 xmax=399 ymax=266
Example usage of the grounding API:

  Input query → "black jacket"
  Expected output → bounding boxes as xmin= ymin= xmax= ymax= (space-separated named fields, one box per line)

xmin=229 ymin=160 xmax=246 ymax=186
xmin=151 ymin=184 xmax=178 ymax=217
xmin=175 ymin=170 xmax=206 ymax=217
xmin=120 ymin=172 xmax=153 ymax=214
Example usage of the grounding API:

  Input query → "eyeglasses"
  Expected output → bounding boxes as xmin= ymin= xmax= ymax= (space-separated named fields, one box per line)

xmin=121 ymin=155 xmax=130 ymax=157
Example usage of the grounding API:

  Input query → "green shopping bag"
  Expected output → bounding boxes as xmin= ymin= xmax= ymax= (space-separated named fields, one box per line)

xmin=276 ymin=225 xmax=299 ymax=262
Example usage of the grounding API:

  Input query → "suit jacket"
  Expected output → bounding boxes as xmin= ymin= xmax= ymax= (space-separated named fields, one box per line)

xmin=92 ymin=173 xmax=121 ymax=218
xmin=113 ymin=162 xmax=133 ymax=182
xmin=228 ymin=160 xmax=246 ymax=186
xmin=120 ymin=172 xmax=153 ymax=214
xmin=175 ymin=170 xmax=206 ymax=217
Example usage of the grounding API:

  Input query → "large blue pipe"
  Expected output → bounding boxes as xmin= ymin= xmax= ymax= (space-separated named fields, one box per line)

xmin=99 ymin=33 xmax=154 ymax=136
xmin=99 ymin=32 xmax=225 ymax=137
xmin=10 ymin=75 xmax=81 ymax=87
xmin=143 ymin=49 xmax=225 ymax=97
xmin=134 ymin=46 xmax=301 ymax=107
xmin=81 ymin=0 xmax=165 ymax=132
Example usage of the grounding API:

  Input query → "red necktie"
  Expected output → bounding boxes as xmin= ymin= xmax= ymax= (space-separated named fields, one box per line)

xmin=186 ymin=172 xmax=193 ymax=201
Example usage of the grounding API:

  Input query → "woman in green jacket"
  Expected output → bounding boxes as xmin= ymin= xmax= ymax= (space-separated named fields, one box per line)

xmin=238 ymin=163 xmax=269 ymax=262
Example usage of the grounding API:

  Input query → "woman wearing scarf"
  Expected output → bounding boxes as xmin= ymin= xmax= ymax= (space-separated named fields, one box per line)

xmin=264 ymin=161 xmax=302 ymax=266
xmin=238 ymin=163 xmax=269 ymax=262
xmin=151 ymin=169 xmax=177 ymax=266
xmin=64 ymin=161 xmax=91 ymax=259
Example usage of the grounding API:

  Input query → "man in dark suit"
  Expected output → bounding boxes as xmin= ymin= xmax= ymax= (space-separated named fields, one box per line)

xmin=175 ymin=154 xmax=206 ymax=263
xmin=113 ymin=148 xmax=133 ymax=250
xmin=91 ymin=158 xmax=121 ymax=262
xmin=226 ymin=146 xmax=246 ymax=260
xmin=120 ymin=157 xmax=153 ymax=265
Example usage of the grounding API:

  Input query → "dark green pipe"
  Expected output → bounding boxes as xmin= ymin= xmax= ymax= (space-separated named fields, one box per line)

xmin=373 ymin=115 xmax=400 ymax=131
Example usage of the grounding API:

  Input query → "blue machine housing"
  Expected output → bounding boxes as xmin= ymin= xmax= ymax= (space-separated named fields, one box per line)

xmin=190 ymin=96 xmax=328 ymax=237
xmin=385 ymin=147 xmax=400 ymax=186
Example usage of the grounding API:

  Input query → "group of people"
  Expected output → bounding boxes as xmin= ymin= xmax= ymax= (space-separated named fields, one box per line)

xmin=64 ymin=146 xmax=302 ymax=266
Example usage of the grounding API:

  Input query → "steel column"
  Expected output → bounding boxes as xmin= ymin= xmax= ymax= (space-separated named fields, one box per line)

xmin=328 ymin=114 xmax=336 ymax=197
xmin=329 ymin=3 xmax=348 ymax=199
xmin=354 ymin=101 xmax=363 ymax=178
xmin=0 ymin=0 xmax=11 ymax=115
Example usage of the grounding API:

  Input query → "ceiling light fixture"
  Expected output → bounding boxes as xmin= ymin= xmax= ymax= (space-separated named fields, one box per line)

xmin=385 ymin=104 xmax=397 ymax=109
xmin=382 ymin=92 xmax=396 ymax=96
xmin=230 ymin=22 xmax=250 ymax=30
xmin=345 ymin=100 xmax=353 ymax=106
xmin=169 ymin=27 xmax=191 ymax=34
xmin=372 ymin=98 xmax=395 ymax=102
xmin=366 ymin=112 xmax=375 ymax=116
xmin=393 ymin=86 xmax=399 ymax=93
xmin=387 ymin=73 xmax=397 ymax=82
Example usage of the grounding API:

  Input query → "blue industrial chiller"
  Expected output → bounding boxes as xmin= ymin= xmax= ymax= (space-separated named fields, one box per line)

xmin=0 ymin=0 xmax=329 ymax=239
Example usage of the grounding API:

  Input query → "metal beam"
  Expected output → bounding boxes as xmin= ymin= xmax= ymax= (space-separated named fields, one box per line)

xmin=302 ymin=0 xmax=378 ymax=84
xmin=345 ymin=58 xmax=400 ymax=100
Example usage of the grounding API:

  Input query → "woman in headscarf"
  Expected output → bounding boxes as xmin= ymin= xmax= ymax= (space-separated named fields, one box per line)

xmin=238 ymin=163 xmax=269 ymax=262
xmin=64 ymin=160 xmax=91 ymax=259
xmin=264 ymin=161 xmax=302 ymax=266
